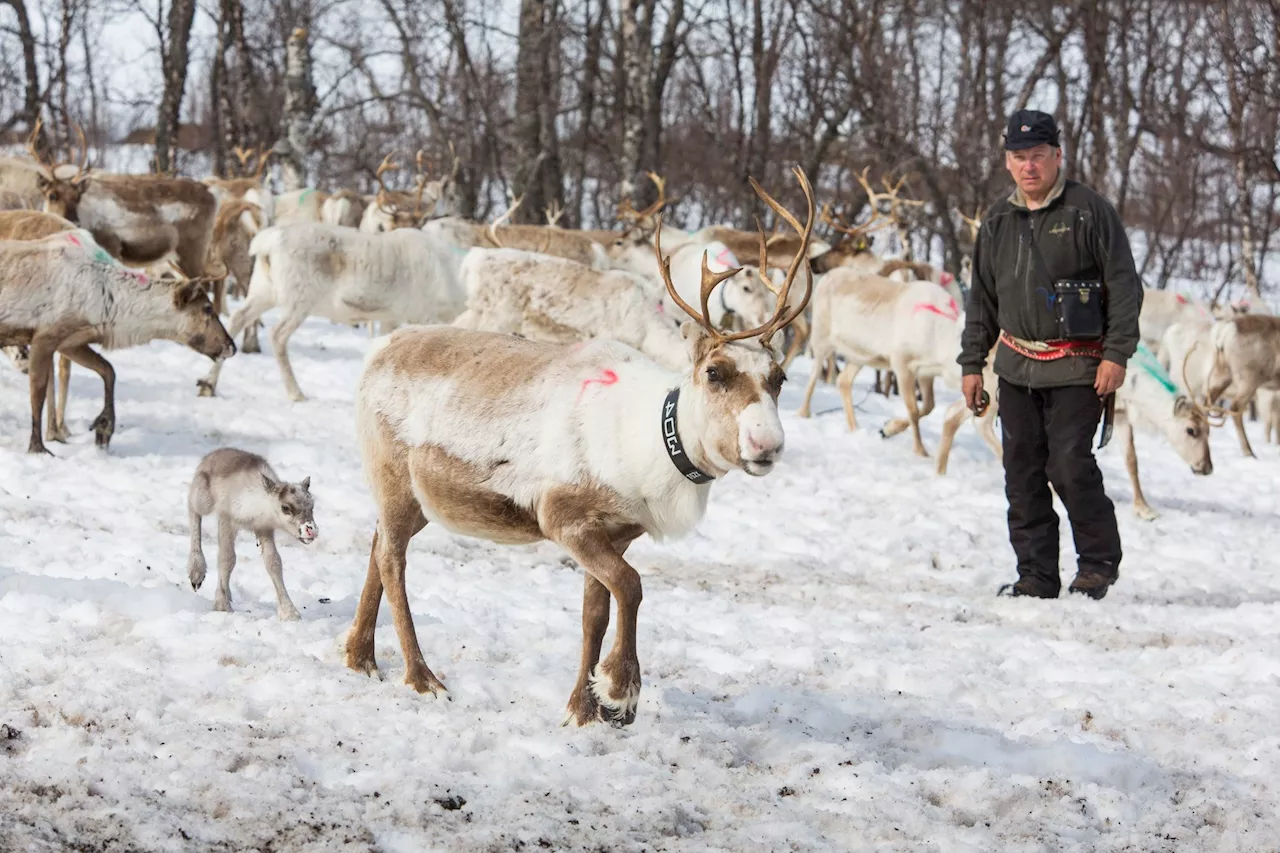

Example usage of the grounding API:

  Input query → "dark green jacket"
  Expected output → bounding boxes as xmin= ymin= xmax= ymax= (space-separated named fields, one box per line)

xmin=958 ymin=172 xmax=1144 ymax=388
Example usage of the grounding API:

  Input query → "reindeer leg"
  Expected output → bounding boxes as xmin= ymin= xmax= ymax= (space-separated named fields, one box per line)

xmin=198 ymin=295 xmax=272 ymax=396
xmin=796 ymin=347 xmax=827 ymax=418
xmin=213 ymin=516 xmax=238 ymax=612
xmin=1231 ymin=405 xmax=1256 ymax=458
xmin=25 ymin=332 xmax=60 ymax=455
xmin=781 ymin=315 xmax=808 ymax=371
xmin=58 ymin=345 xmax=114 ymax=448
xmin=919 ymin=376 xmax=936 ymax=417
xmin=891 ymin=359 xmax=928 ymax=457
xmin=837 ymin=362 xmax=864 ymax=431
xmin=52 ymin=353 xmax=72 ymax=442
xmin=269 ymin=309 xmax=310 ymax=402
xmin=241 ymin=320 xmax=262 ymax=354
xmin=258 ymin=531 xmax=301 ymax=622
xmin=186 ymin=472 xmax=212 ymax=591
xmin=43 ymin=361 xmax=60 ymax=443
xmin=552 ymin=525 xmax=644 ymax=727
xmin=564 ymin=573 xmax=613 ymax=727
xmin=1119 ymin=413 xmax=1157 ymax=521
xmin=935 ymin=398 xmax=971 ymax=476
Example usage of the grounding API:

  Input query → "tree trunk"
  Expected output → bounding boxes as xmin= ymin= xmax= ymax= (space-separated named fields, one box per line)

xmin=513 ymin=0 xmax=553 ymax=223
xmin=155 ymin=0 xmax=198 ymax=174
xmin=277 ymin=26 xmax=317 ymax=191
xmin=1 ymin=0 xmax=45 ymax=145
xmin=618 ymin=0 xmax=654 ymax=205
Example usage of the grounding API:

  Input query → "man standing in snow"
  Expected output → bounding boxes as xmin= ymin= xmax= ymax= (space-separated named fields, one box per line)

xmin=958 ymin=109 xmax=1143 ymax=601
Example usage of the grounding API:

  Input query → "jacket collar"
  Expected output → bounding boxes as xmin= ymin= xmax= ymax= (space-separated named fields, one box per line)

xmin=1008 ymin=169 xmax=1067 ymax=210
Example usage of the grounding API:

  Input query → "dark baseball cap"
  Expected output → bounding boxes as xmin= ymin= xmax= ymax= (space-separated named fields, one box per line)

xmin=1003 ymin=109 xmax=1060 ymax=150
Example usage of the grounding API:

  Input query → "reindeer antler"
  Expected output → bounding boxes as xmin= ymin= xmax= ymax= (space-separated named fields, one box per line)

xmin=253 ymin=144 xmax=272 ymax=180
xmin=544 ymin=199 xmax=565 ymax=227
xmin=410 ymin=149 xmax=433 ymax=217
xmin=654 ymin=165 xmax=816 ymax=349
xmin=486 ymin=194 xmax=524 ymax=248
xmin=374 ymin=152 xmax=400 ymax=203
xmin=957 ymin=206 xmax=983 ymax=243
xmin=232 ymin=146 xmax=255 ymax=175
xmin=820 ymin=201 xmax=888 ymax=240
xmin=854 ymin=166 xmax=924 ymax=218
xmin=617 ymin=172 xmax=668 ymax=232
xmin=28 ymin=118 xmax=91 ymax=185
xmin=1182 ymin=342 xmax=1230 ymax=427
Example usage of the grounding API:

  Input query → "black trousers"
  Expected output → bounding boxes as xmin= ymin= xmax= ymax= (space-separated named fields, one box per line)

xmin=998 ymin=378 xmax=1122 ymax=591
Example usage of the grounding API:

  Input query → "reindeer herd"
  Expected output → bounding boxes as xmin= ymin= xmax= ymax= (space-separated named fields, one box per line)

xmin=2 ymin=125 xmax=1280 ymax=725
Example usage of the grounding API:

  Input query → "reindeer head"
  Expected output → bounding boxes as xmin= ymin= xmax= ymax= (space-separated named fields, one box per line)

xmin=655 ymin=166 xmax=816 ymax=477
xmin=1168 ymin=395 xmax=1214 ymax=476
xmin=167 ymin=263 xmax=237 ymax=361
xmin=811 ymin=201 xmax=888 ymax=272
xmin=261 ymin=472 xmax=318 ymax=544
xmin=366 ymin=148 xmax=454 ymax=231
xmin=29 ymin=119 xmax=91 ymax=220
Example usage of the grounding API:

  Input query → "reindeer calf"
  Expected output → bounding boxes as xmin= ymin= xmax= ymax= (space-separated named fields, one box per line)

xmin=186 ymin=448 xmax=318 ymax=621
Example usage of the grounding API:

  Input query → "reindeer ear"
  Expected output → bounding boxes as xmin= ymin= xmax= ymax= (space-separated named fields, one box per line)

xmin=299 ymin=476 xmax=310 ymax=491
xmin=681 ymin=320 xmax=718 ymax=363
xmin=173 ymin=283 xmax=202 ymax=307
xmin=261 ymin=472 xmax=281 ymax=494
xmin=36 ymin=174 xmax=51 ymax=191
xmin=1174 ymin=395 xmax=1193 ymax=416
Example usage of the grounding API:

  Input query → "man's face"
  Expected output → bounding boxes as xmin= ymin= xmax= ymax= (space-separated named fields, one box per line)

xmin=1005 ymin=144 xmax=1061 ymax=198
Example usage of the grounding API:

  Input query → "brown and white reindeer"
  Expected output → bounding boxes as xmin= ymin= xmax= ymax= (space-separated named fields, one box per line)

xmin=0 ymin=229 xmax=235 ymax=454
xmin=27 ymin=124 xmax=220 ymax=279
xmin=0 ymin=209 xmax=194 ymax=443
xmin=461 ymin=194 xmax=614 ymax=269
xmin=359 ymin=149 xmax=458 ymax=233
xmin=1205 ymin=315 xmax=1280 ymax=458
xmin=344 ymin=167 xmax=816 ymax=727
xmin=203 ymin=145 xmax=275 ymax=222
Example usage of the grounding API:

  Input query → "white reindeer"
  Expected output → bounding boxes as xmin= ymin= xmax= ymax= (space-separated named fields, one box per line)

xmin=451 ymin=247 xmax=687 ymax=370
xmin=186 ymin=447 xmax=318 ymax=621
xmin=1139 ymin=289 xmax=1212 ymax=353
xmin=197 ymin=219 xmax=470 ymax=401
xmin=342 ymin=167 xmax=816 ymax=728
xmin=796 ymin=270 xmax=964 ymax=457
xmin=932 ymin=343 xmax=1213 ymax=520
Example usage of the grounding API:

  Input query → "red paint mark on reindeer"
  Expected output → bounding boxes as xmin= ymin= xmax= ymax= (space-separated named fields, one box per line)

xmin=914 ymin=297 xmax=960 ymax=322
xmin=65 ymin=234 xmax=82 ymax=248
xmin=710 ymin=245 xmax=739 ymax=271
xmin=1175 ymin=293 xmax=1188 ymax=305
xmin=940 ymin=272 xmax=954 ymax=285
xmin=577 ymin=368 xmax=619 ymax=403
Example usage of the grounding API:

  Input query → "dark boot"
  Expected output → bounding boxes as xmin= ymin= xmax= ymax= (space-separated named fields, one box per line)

xmin=997 ymin=576 xmax=1060 ymax=598
xmin=1068 ymin=571 xmax=1114 ymax=600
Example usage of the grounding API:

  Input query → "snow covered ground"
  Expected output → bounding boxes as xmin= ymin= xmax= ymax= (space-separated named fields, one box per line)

xmin=1 ymin=313 xmax=1278 ymax=853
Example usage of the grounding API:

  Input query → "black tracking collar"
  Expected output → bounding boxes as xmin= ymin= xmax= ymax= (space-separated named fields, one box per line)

xmin=661 ymin=388 xmax=715 ymax=484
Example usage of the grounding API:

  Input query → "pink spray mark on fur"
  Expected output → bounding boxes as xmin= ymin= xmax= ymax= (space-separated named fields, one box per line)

xmin=914 ymin=297 xmax=960 ymax=322
xmin=940 ymin=271 xmax=954 ymax=285
xmin=65 ymin=234 xmax=82 ymax=247
xmin=577 ymin=368 xmax=619 ymax=402
xmin=1175 ymin=293 xmax=1188 ymax=305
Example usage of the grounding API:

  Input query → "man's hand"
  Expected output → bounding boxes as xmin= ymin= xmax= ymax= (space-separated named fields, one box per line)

xmin=963 ymin=374 xmax=986 ymax=414
xmin=1094 ymin=360 xmax=1126 ymax=397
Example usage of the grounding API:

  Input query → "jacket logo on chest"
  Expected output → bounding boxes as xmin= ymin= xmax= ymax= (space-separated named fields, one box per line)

xmin=1049 ymin=222 xmax=1070 ymax=237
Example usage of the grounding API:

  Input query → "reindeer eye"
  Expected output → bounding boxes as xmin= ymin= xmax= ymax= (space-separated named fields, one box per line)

xmin=1185 ymin=427 xmax=1197 ymax=437
xmin=282 ymin=505 xmax=294 ymax=515
xmin=705 ymin=366 xmax=723 ymax=384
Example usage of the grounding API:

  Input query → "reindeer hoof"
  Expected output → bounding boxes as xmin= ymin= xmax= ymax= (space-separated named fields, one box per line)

xmin=1134 ymin=506 xmax=1159 ymax=522
xmin=277 ymin=605 xmax=302 ymax=622
xmin=27 ymin=441 xmax=53 ymax=456
xmin=195 ymin=379 xmax=216 ymax=398
xmin=405 ymin=667 xmax=448 ymax=697
xmin=588 ymin=663 xmax=640 ymax=728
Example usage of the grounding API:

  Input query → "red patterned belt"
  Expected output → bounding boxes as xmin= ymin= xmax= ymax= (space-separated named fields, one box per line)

xmin=999 ymin=330 xmax=1103 ymax=361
